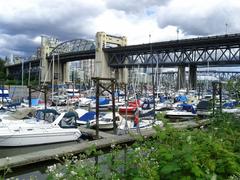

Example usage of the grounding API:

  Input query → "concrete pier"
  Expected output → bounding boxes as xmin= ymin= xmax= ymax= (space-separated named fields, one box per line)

xmin=189 ymin=65 xmax=197 ymax=90
xmin=176 ymin=65 xmax=186 ymax=90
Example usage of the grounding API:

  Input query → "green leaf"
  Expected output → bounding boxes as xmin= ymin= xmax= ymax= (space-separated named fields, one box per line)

xmin=191 ymin=165 xmax=204 ymax=177
xmin=160 ymin=162 xmax=180 ymax=174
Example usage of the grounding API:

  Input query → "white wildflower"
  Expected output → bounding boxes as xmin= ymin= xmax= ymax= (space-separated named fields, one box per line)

xmin=135 ymin=147 xmax=141 ymax=151
xmin=71 ymin=171 xmax=77 ymax=176
xmin=111 ymin=144 xmax=115 ymax=149
xmin=56 ymin=172 xmax=64 ymax=178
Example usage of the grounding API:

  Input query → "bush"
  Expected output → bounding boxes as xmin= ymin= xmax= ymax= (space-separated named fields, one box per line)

xmin=47 ymin=113 xmax=240 ymax=179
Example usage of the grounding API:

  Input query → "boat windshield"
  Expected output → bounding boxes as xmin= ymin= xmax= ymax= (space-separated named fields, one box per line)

xmin=59 ymin=112 xmax=78 ymax=128
xmin=35 ymin=109 xmax=60 ymax=123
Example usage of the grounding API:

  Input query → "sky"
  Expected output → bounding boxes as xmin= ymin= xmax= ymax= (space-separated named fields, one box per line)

xmin=0 ymin=0 xmax=240 ymax=58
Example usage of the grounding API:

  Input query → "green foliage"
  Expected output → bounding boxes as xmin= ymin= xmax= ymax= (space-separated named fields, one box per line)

xmin=0 ymin=58 xmax=6 ymax=80
xmin=226 ymin=79 xmax=240 ymax=100
xmin=47 ymin=113 xmax=240 ymax=179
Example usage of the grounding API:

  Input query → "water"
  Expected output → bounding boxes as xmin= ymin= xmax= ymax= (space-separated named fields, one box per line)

xmin=0 ymin=130 xmax=113 ymax=179
xmin=0 ymin=141 xmax=80 ymax=159
xmin=0 ymin=141 xmax=81 ymax=179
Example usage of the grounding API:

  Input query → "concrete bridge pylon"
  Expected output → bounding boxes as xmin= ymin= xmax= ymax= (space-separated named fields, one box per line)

xmin=40 ymin=36 xmax=68 ymax=84
xmin=95 ymin=32 xmax=128 ymax=83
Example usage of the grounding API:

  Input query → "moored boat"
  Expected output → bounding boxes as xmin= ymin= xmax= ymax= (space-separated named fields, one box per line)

xmin=0 ymin=109 xmax=82 ymax=146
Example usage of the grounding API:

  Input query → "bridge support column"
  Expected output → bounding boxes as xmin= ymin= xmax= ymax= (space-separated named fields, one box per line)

xmin=40 ymin=36 xmax=60 ymax=84
xmin=189 ymin=65 xmax=197 ymax=90
xmin=95 ymin=32 xmax=128 ymax=82
xmin=176 ymin=66 xmax=186 ymax=90
xmin=115 ymin=68 xmax=128 ymax=84
xmin=40 ymin=36 xmax=50 ymax=83
xmin=63 ymin=62 xmax=70 ymax=83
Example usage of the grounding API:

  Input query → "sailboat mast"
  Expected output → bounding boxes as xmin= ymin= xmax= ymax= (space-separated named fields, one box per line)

xmin=52 ymin=55 xmax=55 ymax=102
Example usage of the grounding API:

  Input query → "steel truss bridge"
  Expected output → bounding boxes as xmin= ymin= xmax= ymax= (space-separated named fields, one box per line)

xmin=160 ymin=70 xmax=240 ymax=81
xmin=48 ymin=39 xmax=95 ymax=62
xmin=5 ymin=33 xmax=240 ymax=81
xmin=105 ymin=33 xmax=240 ymax=68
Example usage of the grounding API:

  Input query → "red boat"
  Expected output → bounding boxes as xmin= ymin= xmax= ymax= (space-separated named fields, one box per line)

xmin=118 ymin=100 xmax=141 ymax=116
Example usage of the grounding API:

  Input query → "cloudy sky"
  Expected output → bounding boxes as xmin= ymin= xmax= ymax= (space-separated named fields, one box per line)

xmin=0 ymin=0 xmax=240 ymax=58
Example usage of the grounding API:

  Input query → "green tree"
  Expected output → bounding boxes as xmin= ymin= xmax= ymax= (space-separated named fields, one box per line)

xmin=0 ymin=58 xmax=6 ymax=80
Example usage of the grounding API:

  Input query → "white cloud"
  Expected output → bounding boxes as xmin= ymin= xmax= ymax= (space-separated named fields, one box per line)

xmin=156 ymin=0 xmax=240 ymax=35
xmin=0 ymin=0 xmax=240 ymax=58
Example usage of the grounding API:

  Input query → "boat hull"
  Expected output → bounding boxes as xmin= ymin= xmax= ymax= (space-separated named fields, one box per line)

xmin=0 ymin=128 xmax=81 ymax=147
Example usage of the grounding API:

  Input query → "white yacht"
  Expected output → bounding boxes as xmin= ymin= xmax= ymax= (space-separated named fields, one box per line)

xmin=0 ymin=109 xmax=82 ymax=146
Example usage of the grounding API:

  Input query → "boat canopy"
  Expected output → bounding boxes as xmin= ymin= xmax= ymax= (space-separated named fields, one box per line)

xmin=223 ymin=101 xmax=238 ymax=108
xmin=36 ymin=109 xmax=60 ymax=115
xmin=79 ymin=111 xmax=96 ymax=122
xmin=175 ymin=95 xmax=188 ymax=102
xmin=178 ymin=103 xmax=196 ymax=114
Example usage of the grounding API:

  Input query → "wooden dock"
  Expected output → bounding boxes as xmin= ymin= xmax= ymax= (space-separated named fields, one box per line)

xmin=0 ymin=127 xmax=156 ymax=171
xmin=0 ymin=119 xmax=209 ymax=171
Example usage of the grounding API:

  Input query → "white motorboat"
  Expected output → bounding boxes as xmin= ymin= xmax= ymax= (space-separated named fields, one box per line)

xmin=165 ymin=103 xmax=197 ymax=120
xmin=165 ymin=110 xmax=197 ymax=120
xmin=0 ymin=109 xmax=82 ymax=146
xmin=77 ymin=97 xmax=92 ymax=107
xmin=89 ymin=113 xmax=123 ymax=130
xmin=117 ymin=118 xmax=163 ymax=133
xmin=76 ymin=111 xmax=96 ymax=125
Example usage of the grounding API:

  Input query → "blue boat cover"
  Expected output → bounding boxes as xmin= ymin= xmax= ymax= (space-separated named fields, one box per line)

xmin=99 ymin=98 xmax=110 ymax=105
xmin=0 ymin=89 xmax=10 ymax=98
xmin=223 ymin=101 xmax=238 ymax=108
xmin=79 ymin=111 xmax=96 ymax=121
xmin=88 ymin=97 xmax=110 ymax=105
xmin=176 ymin=95 xmax=188 ymax=102
xmin=178 ymin=103 xmax=196 ymax=114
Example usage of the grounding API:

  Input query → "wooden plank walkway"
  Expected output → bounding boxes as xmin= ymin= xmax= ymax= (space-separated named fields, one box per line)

xmin=0 ymin=127 xmax=156 ymax=171
xmin=0 ymin=119 xmax=209 ymax=170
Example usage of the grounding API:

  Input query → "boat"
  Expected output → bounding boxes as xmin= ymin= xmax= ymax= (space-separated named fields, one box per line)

xmin=0 ymin=109 xmax=82 ymax=146
xmin=118 ymin=99 xmax=141 ymax=117
xmin=89 ymin=112 xmax=122 ymax=130
xmin=0 ymin=88 xmax=12 ymax=103
xmin=66 ymin=88 xmax=80 ymax=97
xmin=196 ymin=100 xmax=212 ymax=117
xmin=117 ymin=118 xmax=163 ymax=133
xmin=76 ymin=111 xmax=96 ymax=125
xmin=77 ymin=97 xmax=92 ymax=107
xmin=165 ymin=104 xmax=197 ymax=120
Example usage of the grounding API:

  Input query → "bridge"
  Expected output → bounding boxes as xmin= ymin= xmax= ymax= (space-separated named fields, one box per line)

xmin=5 ymin=32 xmax=240 ymax=90
xmin=105 ymin=33 xmax=240 ymax=68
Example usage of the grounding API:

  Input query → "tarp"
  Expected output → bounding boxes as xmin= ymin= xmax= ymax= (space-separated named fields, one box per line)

xmin=79 ymin=111 xmax=96 ymax=121
xmin=99 ymin=98 xmax=110 ymax=105
xmin=88 ymin=97 xmax=110 ymax=105
xmin=223 ymin=101 xmax=238 ymax=108
xmin=31 ymin=98 xmax=40 ymax=106
xmin=0 ymin=89 xmax=10 ymax=98
xmin=36 ymin=108 xmax=60 ymax=116
xmin=197 ymin=100 xmax=212 ymax=110
xmin=178 ymin=103 xmax=196 ymax=114
xmin=176 ymin=95 xmax=188 ymax=102
xmin=160 ymin=96 xmax=165 ymax=103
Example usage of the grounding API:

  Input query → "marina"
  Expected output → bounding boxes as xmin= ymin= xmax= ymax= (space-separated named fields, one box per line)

xmin=1 ymin=18 xmax=240 ymax=178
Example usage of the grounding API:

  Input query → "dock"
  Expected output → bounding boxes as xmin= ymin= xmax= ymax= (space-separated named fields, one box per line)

xmin=0 ymin=119 xmax=209 ymax=171
xmin=0 ymin=127 xmax=156 ymax=171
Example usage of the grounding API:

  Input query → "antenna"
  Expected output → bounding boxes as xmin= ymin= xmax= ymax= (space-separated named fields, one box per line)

xmin=177 ymin=28 xmax=180 ymax=40
xmin=225 ymin=23 xmax=228 ymax=34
